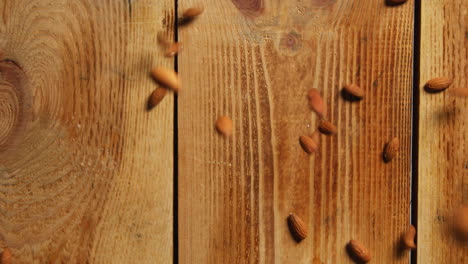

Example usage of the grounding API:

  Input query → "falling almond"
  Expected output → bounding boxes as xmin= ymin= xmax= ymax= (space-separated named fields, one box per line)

xmin=183 ymin=6 xmax=204 ymax=18
xmin=148 ymin=88 xmax=167 ymax=109
xmin=383 ymin=137 xmax=399 ymax=162
xmin=151 ymin=67 xmax=181 ymax=92
xmin=453 ymin=205 xmax=468 ymax=240
xmin=287 ymin=213 xmax=307 ymax=242
xmin=402 ymin=225 xmax=416 ymax=250
xmin=425 ymin=76 xmax=453 ymax=92
xmin=299 ymin=135 xmax=318 ymax=154
xmin=307 ymin=88 xmax=325 ymax=116
xmin=318 ymin=119 xmax=337 ymax=135
xmin=343 ymin=84 xmax=365 ymax=99
xmin=165 ymin=42 xmax=182 ymax=57
xmin=215 ymin=116 xmax=233 ymax=136
xmin=347 ymin=239 xmax=371 ymax=263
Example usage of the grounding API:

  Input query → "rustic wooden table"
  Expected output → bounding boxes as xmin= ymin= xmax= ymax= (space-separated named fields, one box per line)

xmin=0 ymin=0 xmax=466 ymax=263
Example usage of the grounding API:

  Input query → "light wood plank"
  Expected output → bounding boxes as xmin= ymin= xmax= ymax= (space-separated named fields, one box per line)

xmin=0 ymin=0 xmax=174 ymax=262
xmin=418 ymin=0 xmax=468 ymax=262
xmin=178 ymin=0 xmax=413 ymax=263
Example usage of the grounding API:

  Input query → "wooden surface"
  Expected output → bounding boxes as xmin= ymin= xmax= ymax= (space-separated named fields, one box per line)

xmin=418 ymin=0 xmax=468 ymax=263
xmin=0 ymin=0 xmax=174 ymax=263
xmin=178 ymin=0 xmax=414 ymax=263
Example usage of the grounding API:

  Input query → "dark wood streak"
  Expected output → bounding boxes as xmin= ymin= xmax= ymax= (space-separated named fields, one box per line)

xmin=231 ymin=0 xmax=264 ymax=18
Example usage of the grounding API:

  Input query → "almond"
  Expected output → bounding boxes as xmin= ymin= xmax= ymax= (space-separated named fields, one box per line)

xmin=425 ymin=76 xmax=453 ymax=92
xmin=183 ymin=6 xmax=204 ymax=18
xmin=318 ymin=119 xmax=337 ymax=135
xmin=343 ymin=84 xmax=365 ymax=99
xmin=448 ymin=88 xmax=468 ymax=97
xmin=151 ymin=67 xmax=180 ymax=92
xmin=307 ymin=88 xmax=325 ymax=116
xmin=347 ymin=239 xmax=371 ymax=263
xmin=387 ymin=0 xmax=407 ymax=3
xmin=287 ymin=213 xmax=307 ymax=242
xmin=402 ymin=225 xmax=416 ymax=250
xmin=1 ymin=248 xmax=11 ymax=264
xmin=165 ymin=42 xmax=182 ymax=57
xmin=453 ymin=205 xmax=468 ymax=240
xmin=215 ymin=116 xmax=233 ymax=136
xmin=148 ymin=88 xmax=167 ymax=109
xmin=312 ymin=258 xmax=323 ymax=264
xmin=383 ymin=137 xmax=399 ymax=162
xmin=299 ymin=135 xmax=318 ymax=154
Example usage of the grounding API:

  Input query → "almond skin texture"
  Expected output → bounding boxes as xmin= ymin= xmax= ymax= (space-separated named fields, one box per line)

xmin=215 ymin=116 xmax=233 ymax=136
xmin=148 ymin=88 xmax=167 ymax=109
xmin=318 ymin=119 xmax=337 ymax=135
xmin=183 ymin=6 xmax=204 ymax=18
xmin=448 ymin=88 xmax=468 ymax=97
xmin=402 ymin=225 xmax=416 ymax=250
xmin=287 ymin=213 xmax=307 ymax=242
xmin=453 ymin=205 xmax=468 ymax=240
xmin=343 ymin=84 xmax=365 ymax=99
xmin=307 ymin=88 xmax=325 ymax=116
xmin=165 ymin=42 xmax=182 ymax=57
xmin=425 ymin=77 xmax=453 ymax=92
xmin=299 ymin=135 xmax=318 ymax=154
xmin=1 ymin=248 xmax=12 ymax=264
xmin=347 ymin=240 xmax=371 ymax=263
xmin=151 ymin=67 xmax=181 ymax=92
xmin=383 ymin=137 xmax=400 ymax=162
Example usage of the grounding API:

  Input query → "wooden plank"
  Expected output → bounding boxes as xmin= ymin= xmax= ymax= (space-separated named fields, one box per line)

xmin=418 ymin=0 xmax=468 ymax=263
xmin=178 ymin=0 xmax=413 ymax=263
xmin=0 ymin=0 xmax=174 ymax=262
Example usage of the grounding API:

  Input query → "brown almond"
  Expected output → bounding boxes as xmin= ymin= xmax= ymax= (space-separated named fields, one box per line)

xmin=343 ymin=84 xmax=365 ymax=99
xmin=183 ymin=6 xmax=204 ymax=19
xmin=318 ymin=119 xmax=337 ymax=135
xmin=151 ymin=67 xmax=181 ymax=92
xmin=165 ymin=42 xmax=182 ymax=57
xmin=453 ymin=205 xmax=468 ymax=240
xmin=312 ymin=258 xmax=323 ymax=264
xmin=299 ymin=135 xmax=318 ymax=154
xmin=148 ymin=88 xmax=167 ymax=109
xmin=402 ymin=225 xmax=416 ymax=250
xmin=383 ymin=137 xmax=400 ymax=162
xmin=347 ymin=239 xmax=371 ymax=263
xmin=287 ymin=213 xmax=307 ymax=242
xmin=387 ymin=0 xmax=408 ymax=4
xmin=1 ymin=248 xmax=12 ymax=264
xmin=448 ymin=88 xmax=468 ymax=97
xmin=425 ymin=76 xmax=453 ymax=92
xmin=215 ymin=116 xmax=233 ymax=136
xmin=307 ymin=88 xmax=325 ymax=116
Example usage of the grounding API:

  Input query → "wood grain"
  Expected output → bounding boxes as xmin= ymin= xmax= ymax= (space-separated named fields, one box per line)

xmin=418 ymin=0 xmax=468 ymax=262
xmin=0 ymin=0 xmax=174 ymax=263
xmin=178 ymin=0 xmax=414 ymax=263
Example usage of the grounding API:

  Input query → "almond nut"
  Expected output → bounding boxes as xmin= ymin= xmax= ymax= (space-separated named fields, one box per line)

xmin=453 ymin=205 xmax=468 ymax=240
xmin=307 ymin=88 xmax=325 ymax=116
xmin=215 ymin=116 xmax=233 ymax=136
xmin=387 ymin=0 xmax=408 ymax=3
xmin=383 ymin=137 xmax=400 ymax=162
xmin=343 ymin=84 xmax=365 ymax=99
xmin=287 ymin=213 xmax=307 ymax=242
xmin=402 ymin=225 xmax=416 ymax=250
xmin=151 ymin=67 xmax=180 ymax=92
xmin=183 ymin=6 xmax=204 ymax=19
xmin=448 ymin=88 xmax=468 ymax=97
xmin=1 ymin=248 xmax=12 ymax=264
xmin=165 ymin=42 xmax=182 ymax=57
xmin=148 ymin=88 xmax=167 ymax=109
xmin=347 ymin=239 xmax=371 ymax=263
xmin=425 ymin=77 xmax=453 ymax=92
xmin=299 ymin=135 xmax=318 ymax=154
xmin=312 ymin=258 xmax=323 ymax=264
xmin=318 ymin=119 xmax=337 ymax=135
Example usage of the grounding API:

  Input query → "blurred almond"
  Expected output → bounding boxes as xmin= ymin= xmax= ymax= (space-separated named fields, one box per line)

xmin=215 ymin=116 xmax=233 ymax=136
xmin=343 ymin=84 xmax=365 ymax=99
xmin=448 ymin=88 xmax=468 ymax=97
xmin=287 ymin=213 xmax=307 ymax=242
xmin=151 ymin=67 xmax=180 ymax=92
xmin=425 ymin=77 xmax=453 ymax=92
xmin=402 ymin=225 xmax=416 ymax=250
xmin=312 ymin=258 xmax=323 ymax=264
xmin=318 ymin=119 xmax=337 ymax=135
xmin=453 ymin=205 xmax=468 ymax=240
xmin=383 ymin=137 xmax=400 ymax=162
xmin=183 ymin=6 xmax=204 ymax=18
xmin=1 ymin=248 xmax=12 ymax=264
xmin=387 ymin=0 xmax=408 ymax=4
xmin=347 ymin=239 xmax=371 ymax=263
xmin=299 ymin=135 xmax=318 ymax=154
xmin=307 ymin=88 xmax=325 ymax=116
xmin=165 ymin=42 xmax=182 ymax=57
xmin=148 ymin=88 xmax=167 ymax=109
